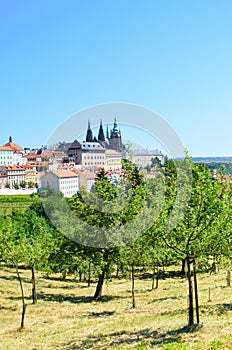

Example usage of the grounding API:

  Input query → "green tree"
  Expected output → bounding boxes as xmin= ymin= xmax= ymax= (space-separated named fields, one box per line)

xmin=67 ymin=163 xmax=148 ymax=300
xmin=162 ymin=161 xmax=230 ymax=326
xmin=0 ymin=216 xmax=27 ymax=327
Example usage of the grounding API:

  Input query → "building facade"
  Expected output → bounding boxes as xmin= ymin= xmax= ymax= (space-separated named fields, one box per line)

xmin=0 ymin=165 xmax=26 ymax=187
xmin=40 ymin=170 xmax=79 ymax=197
xmin=105 ymin=149 xmax=122 ymax=171
xmin=0 ymin=147 xmax=14 ymax=166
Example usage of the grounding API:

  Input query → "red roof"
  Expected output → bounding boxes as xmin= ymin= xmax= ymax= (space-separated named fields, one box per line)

xmin=76 ymin=170 xmax=96 ymax=179
xmin=25 ymin=154 xmax=39 ymax=160
xmin=0 ymin=146 xmax=13 ymax=151
xmin=4 ymin=141 xmax=23 ymax=152
xmin=2 ymin=165 xmax=25 ymax=171
xmin=23 ymin=164 xmax=33 ymax=169
xmin=51 ymin=170 xmax=78 ymax=178
xmin=41 ymin=151 xmax=66 ymax=158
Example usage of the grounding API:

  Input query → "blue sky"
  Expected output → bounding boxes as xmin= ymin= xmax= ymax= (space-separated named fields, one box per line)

xmin=0 ymin=0 xmax=232 ymax=156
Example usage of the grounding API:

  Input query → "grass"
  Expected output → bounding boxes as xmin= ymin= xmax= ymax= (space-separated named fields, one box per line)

xmin=0 ymin=195 xmax=33 ymax=215
xmin=0 ymin=265 xmax=231 ymax=349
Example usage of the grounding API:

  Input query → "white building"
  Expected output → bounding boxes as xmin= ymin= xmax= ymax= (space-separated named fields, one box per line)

xmin=40 ymin=170 xmax=79 ymax=198
xmin=0 ymin=165 xmax=26 ymax=187
xmin=12 ymin=151 xmax=28 ymax=166
xmin=0 ymin=147 xmax=14 ymax=166
xmin=81 ymin=141 xmax=105 ymax=168
xmin=126 ymin=149 xmax=164 ymax=168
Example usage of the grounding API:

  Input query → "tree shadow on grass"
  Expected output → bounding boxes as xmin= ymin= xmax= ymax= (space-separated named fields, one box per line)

xmin=200 ymin=303 xmax=232 ymax=316
xmin=216 ymin=303 xmax=232 ymax=312
xmin=86 ymin=311 xmax=115 ymax=318
xmin=36 ymin=293 xmax=126 ymax=304
xmin=0 ymin=305 xmax=17 ymax=311
xmin=0 ymin=274 xmax=31 ymax=284
xmin=149 ymin=295 xmax=183 ymax=303
xmin=65 ymin=324 xmax=201 ymax=349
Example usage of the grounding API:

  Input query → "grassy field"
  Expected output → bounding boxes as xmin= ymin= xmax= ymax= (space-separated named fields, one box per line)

xmin=0 ymin=195 xmax=33 ymax=215
xmin=0 ymin=265 xmax=231 ymax=349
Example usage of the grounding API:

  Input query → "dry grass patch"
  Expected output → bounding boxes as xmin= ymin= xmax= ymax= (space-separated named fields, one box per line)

xmin=0 ymin=265 xmax=231 ymax=349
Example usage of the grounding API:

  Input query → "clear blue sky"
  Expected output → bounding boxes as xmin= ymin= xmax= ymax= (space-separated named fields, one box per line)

xmin=0 ymin=0 xmax=232 ymax=156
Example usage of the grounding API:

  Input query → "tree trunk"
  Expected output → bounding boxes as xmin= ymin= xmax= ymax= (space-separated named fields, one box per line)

xmin=156 ymin=265 xmax=159 ymax=289
xmin=31 ymin=266 xmax=37 ymax=304
xmin=88 ymin=261 xmax=91 ymax=287
xmin=131 ymin=264 xmax=136 ymax=308
xmin=181 ymin=258 xmax=186 ymax=276
xmin=94 ymin=269 xmax=105 ymax=300
xmin=79 ymin=271 xmax=82 ymax=282
xmin=187 ymin=256 xmax=194 ymax=326
xmin=226 ymin=270 xmax=231 ymax=287
xmin=15 ymin=265 xmax=26 ymax=328
xmin=193 ymin=259 xmax=200 ymax=324
xmin=151 ymin=263 xmax=156 ymax=290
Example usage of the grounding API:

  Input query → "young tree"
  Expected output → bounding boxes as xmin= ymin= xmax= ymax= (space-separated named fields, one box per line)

xmin=161 ymin=161 xmax=230 ymax=326
xmin=0 ymin=216 xmax=27 ymax=328
xmin=67 ymin=163 xmax=148 ymax=300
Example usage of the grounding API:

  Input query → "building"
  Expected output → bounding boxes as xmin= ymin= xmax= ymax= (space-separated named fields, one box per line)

xmin=105 ymin=149 xmax=122 ymax=171
xmin=40 ymin=170 xmax=79 ymax=197
xmin=24 ymin=164 xmax=37 ymax=187
xmin=0 ymin=165 xmax=26 ymax=187
xmin=4 ymin=136 xmax=24 ymax=152
xmin=86 ymin=118 xmax=125 ymax=153
xmin=107 ymin=117 xmax=124 ymax=152
xmin=77 ymin=170 xmax=96 ymax=192
xmin=0 ymin=172 xmax=7 ymax=189
xmin=40 ymin=151 xmax=67 ymax=163
xmin=67 ymin=140 xmax=82 ymax=164
xmin=81 ymin=141 xmax=105 ymax=168
xmin=0 ymin=137 xmax=26 ymax=167
xmin=12 ymin=151 xmax=28 ymax=166
xmin=126 ymin=149 xmax=164 ymax=168
xmin=0 ymin=146 xmax=14 ymax=166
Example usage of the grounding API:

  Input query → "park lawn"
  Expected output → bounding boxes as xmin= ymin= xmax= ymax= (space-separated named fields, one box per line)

xmin=0 ymin=265 xmax=231 ymax=350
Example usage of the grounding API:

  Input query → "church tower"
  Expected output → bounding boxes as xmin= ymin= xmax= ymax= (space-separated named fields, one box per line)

xmin=86 ymin=121 xmax=93 ymax=142
xmin=98 ymin=120 xmax=105 ymax=142
xmin=108 ymin=117 xmax=123 ymax=152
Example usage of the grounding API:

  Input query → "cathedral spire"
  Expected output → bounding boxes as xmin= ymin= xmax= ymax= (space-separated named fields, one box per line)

xmin=112 ymin=116 xmax=120 ymax=133
xmin=114 ymin=116 xmax=117 ymax=129
xmin=98 ymin=119 xmax=105 ymax=142
xmin=106 ymin=125 xmax=109 ymax=139
xmin=86 ymin=120 xmax=93 ymax=142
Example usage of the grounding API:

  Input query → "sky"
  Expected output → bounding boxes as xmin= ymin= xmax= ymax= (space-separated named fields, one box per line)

xmin=0 ymin=0 xmax=232 ymax=156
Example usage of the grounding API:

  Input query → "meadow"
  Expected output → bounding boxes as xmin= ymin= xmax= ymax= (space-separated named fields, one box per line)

xmin=0 ymin=265 xmax=231 ymax=350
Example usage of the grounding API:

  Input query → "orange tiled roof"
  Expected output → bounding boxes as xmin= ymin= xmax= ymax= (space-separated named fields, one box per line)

xmin=2 ymin=165 xmax=25 ymax=171
xmin=51 ymin=170 xmax=78 ymax=178
xmin=76 ymin=170 xmax=96 ymax=179
xmin=0 ymin=146 xmax=13 ymax=151
xmin=25 ymin=154 xmax=39 ymax=159
xmin=105 ymin=149 xmax=122 ymax=156
xmin=4 ymin=141 xmax=23 ymax=152
xmin=41 ymin=151 xmax=67 ymax=158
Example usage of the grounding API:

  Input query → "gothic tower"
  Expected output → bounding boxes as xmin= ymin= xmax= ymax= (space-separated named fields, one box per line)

xmin=86 ymin=121 xmax=93 ymax=142
xmin=108 ymin=117 xmax=123 ymax=152
xmin=98 ymin=120 xmax=105 ymax=142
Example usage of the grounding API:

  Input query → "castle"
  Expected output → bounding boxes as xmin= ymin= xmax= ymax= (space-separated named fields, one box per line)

xmin=65 ymin=118 xmax=125 ymax=167
xmin=86 ymin=117 xmax=124 ymax=153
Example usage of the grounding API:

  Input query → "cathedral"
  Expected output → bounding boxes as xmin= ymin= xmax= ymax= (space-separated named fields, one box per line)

xmin=86 ymin=117 xmax=125 ymax=153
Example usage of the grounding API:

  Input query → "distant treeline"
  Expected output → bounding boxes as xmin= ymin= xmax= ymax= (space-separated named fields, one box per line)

xmin=202 ymin=162 xmax=231 ymax=174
